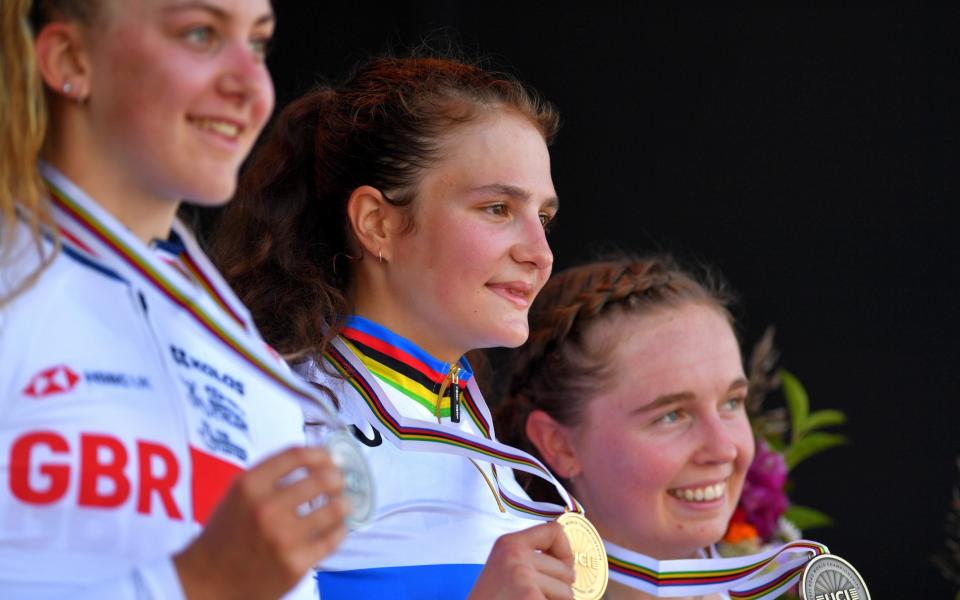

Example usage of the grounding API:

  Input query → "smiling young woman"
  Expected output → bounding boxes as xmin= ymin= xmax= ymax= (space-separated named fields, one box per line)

xmin=494 ymin=256 xmax=755 ymax=600
xmin=0 ymin=1 xmax=348 ymax=598
xmin=210 ymin=55 xmax=583 ymax=599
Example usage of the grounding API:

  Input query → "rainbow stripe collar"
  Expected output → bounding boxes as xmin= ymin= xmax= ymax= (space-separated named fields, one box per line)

xmin=324 ymin=334 xmax=581 ymax=519
xmin=341 ymin=316 xmax=474 ymax=418
xmin=38 ymin=163 xmax=340 ymax=426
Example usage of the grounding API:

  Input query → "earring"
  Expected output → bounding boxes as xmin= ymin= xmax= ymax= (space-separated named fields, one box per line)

xmin=378 ymin=248 xmax=383 ymax=263
xmin=62 ymin=81 xmax=73 ymax=95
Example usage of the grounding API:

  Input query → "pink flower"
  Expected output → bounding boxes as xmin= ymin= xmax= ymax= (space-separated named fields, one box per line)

xmin=738 ymin=439 xmax=789 ymax=541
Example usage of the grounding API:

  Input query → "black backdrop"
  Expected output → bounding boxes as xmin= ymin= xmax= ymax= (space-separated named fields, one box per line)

xmin=262 ymin=4 xmax=959 ymax=596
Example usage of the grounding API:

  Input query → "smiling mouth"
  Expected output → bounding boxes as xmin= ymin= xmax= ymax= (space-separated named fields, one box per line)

xmin=486 ymin=283 xmax=533 ymax=308
xmin=667 ymin=481 xmax=726 ymax=502
xmin=188 ymin=117 xmax=243 ymax=140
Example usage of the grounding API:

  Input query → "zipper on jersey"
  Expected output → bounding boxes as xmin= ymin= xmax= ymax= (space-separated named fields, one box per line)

xmin=436 ymin=363 xmax=461 ymax=423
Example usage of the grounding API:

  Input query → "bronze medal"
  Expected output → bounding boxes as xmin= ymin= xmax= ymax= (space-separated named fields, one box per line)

xmin=799 ymin=554 xmax=871 ymax=600
xmin=557 ymin=512 xmax=608 ymax=600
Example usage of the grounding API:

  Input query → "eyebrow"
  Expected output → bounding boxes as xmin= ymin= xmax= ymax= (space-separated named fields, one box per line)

xmin=634 ymin=377 xmax=750 ymax=413
xmin=470 ymin=183 xmax=559 ymax=211
xmin=164 ymin=1 xmax=275 ymax=26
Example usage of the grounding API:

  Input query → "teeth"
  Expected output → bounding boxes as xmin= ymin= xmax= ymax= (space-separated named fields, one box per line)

xmin=670 ymin=482 xmax=725 ymax=503
xmin=193 ymin=118 xmax=240 ymax=138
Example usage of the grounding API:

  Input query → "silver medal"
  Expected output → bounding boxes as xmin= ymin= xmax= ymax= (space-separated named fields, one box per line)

xmin=326 ymin=429 xmax=375 ymax=528
xmin=799 ymin=554 xmax=871 ymax=600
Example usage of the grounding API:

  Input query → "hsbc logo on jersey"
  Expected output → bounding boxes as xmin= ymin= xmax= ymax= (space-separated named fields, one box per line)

xmin=22 ymin=365 xmax=151 ymax=399
xmin=22 ymin=365 xmax=80 ymax=398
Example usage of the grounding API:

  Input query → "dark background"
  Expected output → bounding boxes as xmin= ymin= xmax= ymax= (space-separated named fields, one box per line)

xmin=265 ymin=4 xmax=958 ymax=596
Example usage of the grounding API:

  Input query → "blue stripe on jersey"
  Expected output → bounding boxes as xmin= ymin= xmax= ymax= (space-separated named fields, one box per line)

xmin=61 ymin=241 xmax=125 ymax=282
xmin=316 ymin=563 xmax=482 ymax=599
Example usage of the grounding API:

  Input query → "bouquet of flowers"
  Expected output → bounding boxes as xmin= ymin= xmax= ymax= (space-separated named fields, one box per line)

xmin=719 ymin=329 xmax=847 ymax=557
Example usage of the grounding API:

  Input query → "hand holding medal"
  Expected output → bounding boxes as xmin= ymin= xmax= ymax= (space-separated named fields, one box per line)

xmin=557 ymin=512 xmax=609 ymax=600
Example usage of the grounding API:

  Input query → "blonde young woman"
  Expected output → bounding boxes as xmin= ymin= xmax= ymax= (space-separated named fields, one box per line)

xmin=0 ymin=1 xmax=348 ymax=598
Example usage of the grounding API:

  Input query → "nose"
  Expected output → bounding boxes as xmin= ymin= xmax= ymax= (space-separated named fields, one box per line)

xmin=693 ymin=413 xmax=739 ymax=465
xmin=511 ymin=212 xmax=553 ymax=271
xmin=218 ymin=41 xmax=274 ymax=108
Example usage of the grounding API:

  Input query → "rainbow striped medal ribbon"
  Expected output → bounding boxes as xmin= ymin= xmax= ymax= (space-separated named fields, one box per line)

xmin=605 ymin=538 xmax=832 ymax=598
xmin=41 ymin=163 xmax=374 ymax=527
xmin=326 ymin=334 xmax=581 ymax=521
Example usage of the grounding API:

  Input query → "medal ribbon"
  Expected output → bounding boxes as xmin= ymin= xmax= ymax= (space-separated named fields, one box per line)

xmin=325 ymin=334 xmax=581 ymax=520
xmin=40 ymin=164 xmax=343 ymax=426
xmin=606 ymin=539 xmax=828 ymax=598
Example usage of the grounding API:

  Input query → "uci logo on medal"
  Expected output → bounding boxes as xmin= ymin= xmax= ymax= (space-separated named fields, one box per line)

xmin=800 ymin=555 xmax=871 ymax=600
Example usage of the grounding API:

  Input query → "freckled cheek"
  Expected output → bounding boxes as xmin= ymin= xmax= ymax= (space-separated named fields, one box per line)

xmin=596 ymin=439 xmax=675 ymax=497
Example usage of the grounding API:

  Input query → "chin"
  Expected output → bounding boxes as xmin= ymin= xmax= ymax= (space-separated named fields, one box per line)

xmin=496 ymin=327 xmax=530 ymax=349
xmin=181 ymin=178 xmax=238 ymax=207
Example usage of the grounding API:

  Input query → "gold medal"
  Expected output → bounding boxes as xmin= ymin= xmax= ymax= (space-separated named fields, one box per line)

xmin=557 ymin=512 xmax=608 ymax=600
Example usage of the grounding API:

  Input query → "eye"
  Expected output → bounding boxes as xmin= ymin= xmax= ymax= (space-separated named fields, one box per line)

xmin=539 ymin=211 xmax=555 ymax=229
xmin=654 ymin=408 xmax=684 ymax=425
xmin=484 ymin=203 xmax=510 ymax=217
xmin=183 ymin=25 xmax=217 ymax=49
xmin=249 ymin=35 xmax=273 ymax=61
xmin=721 ymin=395 xmax=745 ymax=412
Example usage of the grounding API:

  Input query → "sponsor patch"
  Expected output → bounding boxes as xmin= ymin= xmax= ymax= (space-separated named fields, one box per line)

xmin=23 ymin=365 xmax=80 ymax=398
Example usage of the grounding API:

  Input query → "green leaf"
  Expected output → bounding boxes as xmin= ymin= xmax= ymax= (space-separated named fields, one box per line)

xmin=783 ymin=432 xmax=846 ymax=470
xmin=798 ymin=409 xmax=847 ymax=435
xmin=764 ymin=435 xmax=787 ymax=453
xmin=780 ymin=369 xmax=809 ymax=444
xmin=784 ymin=504 xmax=834 ymax=530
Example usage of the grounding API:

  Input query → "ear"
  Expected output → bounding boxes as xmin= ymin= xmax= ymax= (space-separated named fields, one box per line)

xmin=34 ymin=20 xmax=92 ymax=101
xmin=346 ymin=185 xmax=404 ymax=262
xmin=525 ymin=409 xmax=581 ymax=479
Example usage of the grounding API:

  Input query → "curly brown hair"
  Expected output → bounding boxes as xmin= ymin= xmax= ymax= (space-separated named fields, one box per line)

xmin=493 ymin=254 xmax=737 ymax=503
xmin=208 ymin=54 xmax=559 ymax=365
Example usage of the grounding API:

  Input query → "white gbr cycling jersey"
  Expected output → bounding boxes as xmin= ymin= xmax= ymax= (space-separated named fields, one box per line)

xmin=0 ymin=166 xmax=320 ymax=599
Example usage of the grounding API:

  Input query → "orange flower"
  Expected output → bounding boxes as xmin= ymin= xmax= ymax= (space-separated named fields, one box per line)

xmin=723 ymin=521 xmax=760 ymax=544
xmin=723 ymin=507 xmax=761 ymax=544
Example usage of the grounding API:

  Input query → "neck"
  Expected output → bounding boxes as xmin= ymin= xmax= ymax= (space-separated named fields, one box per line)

xmin=46 ymin=110 xmax=179 ymax=244
xmin=351 ymin=274 xmax=465 ymax=364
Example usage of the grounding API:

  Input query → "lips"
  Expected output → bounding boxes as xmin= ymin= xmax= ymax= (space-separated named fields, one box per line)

xmin=486 ymin=281 xmax=534 ymax=308
xmin=667 ymin=480 xmax=727 ymax=503
xmin=187 ymin=115 xmax=245 ymax=142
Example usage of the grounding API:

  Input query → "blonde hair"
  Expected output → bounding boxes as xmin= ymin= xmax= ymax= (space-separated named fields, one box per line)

xmin=0 ymin=0 xmax=91 ymax=303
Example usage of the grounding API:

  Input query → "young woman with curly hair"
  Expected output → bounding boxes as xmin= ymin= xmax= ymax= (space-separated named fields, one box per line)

xmin=211 ymin=55 xmax=583 ymax=599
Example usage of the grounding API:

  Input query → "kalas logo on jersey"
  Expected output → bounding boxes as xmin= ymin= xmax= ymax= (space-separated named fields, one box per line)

xmin=22 ymin=365 xmax=80 ymax=398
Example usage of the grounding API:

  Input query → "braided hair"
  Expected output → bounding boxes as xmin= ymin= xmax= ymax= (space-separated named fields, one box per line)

xmin=494 ymin=254 xmax=736 ymax=502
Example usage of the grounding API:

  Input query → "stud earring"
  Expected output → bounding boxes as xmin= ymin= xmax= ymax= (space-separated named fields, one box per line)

xmin=378 ymin=248 xmax=383 ymax=263
xmin=62 ymin=81 xmax=73 ymax=94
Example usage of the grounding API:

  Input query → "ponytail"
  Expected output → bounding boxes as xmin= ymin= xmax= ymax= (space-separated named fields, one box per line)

xmin=0 ymin=0 xmax=55 ymax=306
xmin=209 ymin=88 xmax=351 ymax=363
xmin=0 ymin=0 xmax=48 ymax=256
